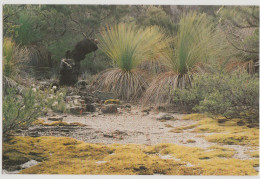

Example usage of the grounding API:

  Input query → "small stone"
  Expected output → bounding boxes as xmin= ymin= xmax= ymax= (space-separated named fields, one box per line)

xmin=20 ymin=160 xmax=39 ymax=169
xmin=47 ymin=116 xmax=63 ymax=121
xmin=156 ymin=113 xmax=175 ymax=121
xmin=47 ymin=109 xmax=55 ymax=116
xmin=70 ymin=106 xmax=83 ymax=114
xmin=101 ymin=104 xmax=118 ymax=114
xmin=93 ymin=90 xmax=116 ymax=101
xmin=125 ymin=104 xmax=131 ymax=108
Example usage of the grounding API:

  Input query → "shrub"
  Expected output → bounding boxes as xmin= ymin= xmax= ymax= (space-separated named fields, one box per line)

xmin=3 ymin=88 xmax=50 ymax=136
xmin=171 ymin=71 xmax=259 ymax=123
xmin=3 ymin=86 xmax=67 ymax=137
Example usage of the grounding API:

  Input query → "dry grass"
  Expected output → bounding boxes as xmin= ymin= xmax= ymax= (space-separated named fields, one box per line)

xmin=95 ymin=68 xmax=147 ymax=101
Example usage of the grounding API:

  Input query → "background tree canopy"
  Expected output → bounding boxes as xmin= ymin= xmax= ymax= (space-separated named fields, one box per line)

xmin=3 ymin=5 xmax=259 ymax=78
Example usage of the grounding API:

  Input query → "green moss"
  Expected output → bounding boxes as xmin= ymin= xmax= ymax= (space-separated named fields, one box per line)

xmin=104 ymin=99 xmax=121 ymax=105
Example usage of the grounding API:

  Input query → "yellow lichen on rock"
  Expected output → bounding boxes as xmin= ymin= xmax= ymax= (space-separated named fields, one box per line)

xmin=104 ymin=99 xmax=120 ymax=105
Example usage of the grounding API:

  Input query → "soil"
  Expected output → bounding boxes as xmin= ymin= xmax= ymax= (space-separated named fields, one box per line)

xmin=15 ymin=105 xmax=257 ymax=161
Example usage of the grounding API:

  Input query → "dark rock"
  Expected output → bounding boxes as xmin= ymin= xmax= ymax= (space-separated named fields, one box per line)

xmin=125 ymin=104 xmax=131 ymax=108
xmin=217 ymin=118 xmax=228 ymax=123
xmin=101 ymin=104 xmax=118 ymax=114
xmin=237 ymin=120 xmax=245 ymax=126
xmin=75 ymin=80 xmax=88 ymax=88
xmin=86 ymin=104 xmax=96 ymax=112
xmin=156 ymin=113 xmax=175 ymax=121
xmin=93 ymin=90 xmax=116 ymax=101
xmin=47 ymin=116 xmax=63 ymax=121
xmin=83 ymin=96 xmax=94 ymax=104
xmin=70 ymin=106 xmax=83 ymax=114
xmin=141 ymin=107 xmax=153 ymax=113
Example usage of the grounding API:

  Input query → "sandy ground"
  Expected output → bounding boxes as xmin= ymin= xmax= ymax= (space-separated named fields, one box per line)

xmin=22 ymin=105 xmax=256 ymax=161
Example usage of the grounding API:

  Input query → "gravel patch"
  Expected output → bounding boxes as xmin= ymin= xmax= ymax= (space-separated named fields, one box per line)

xmin=16 ymin=105 xmax=258 ymax=161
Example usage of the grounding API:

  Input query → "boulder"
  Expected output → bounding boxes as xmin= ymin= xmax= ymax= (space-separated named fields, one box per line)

xmin=101 ymin=104 xmax=118 ymax=114
xmin=70 ymin=106 xmax=83 ymax=114
xmin=47 ymin=116 xmax=63 ymax=121
xmin=156 ymin=113 xmax=175 ymax=121
xmin=85 ymin=104 xmax=96 ymax=112
xmin=93 ymin=90 xmax=116 ymax=101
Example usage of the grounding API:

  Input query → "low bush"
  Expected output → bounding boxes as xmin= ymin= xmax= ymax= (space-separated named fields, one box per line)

xmin=171 ymin=71 xmax=259 ymax=123
xmin=3 ymin=88 xmax=49 ymax=137
xmin=3 ymin=86 xmax=67 ymax=137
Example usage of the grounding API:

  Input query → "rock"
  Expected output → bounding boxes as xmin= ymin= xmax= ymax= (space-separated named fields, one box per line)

xmin=83 ymin=96 xmax=94 ymax=104
xmin=93 ymin=90 xmax=116 ymax=101
xmin=156 ymin=105 xmax=174 ymax=112
xmin=70 ymin=106 xmax=83 ymax=114
xmin=141 ymin=107 xmax=153 ymax=113
xmin=20 ymin=160 xmax=39 ymax=169
xmin=85 ymin=104 xmax=96 ymax=112
xmin=66 ymin=95 xmax=81 ymax=101
xmin=104 ymin=99 xmax=120 ymax=104
xmin=101 ymin=104 xmax=118 ymax=114
xmin=217 ymin=118 xmax=228 ymax=123
xmin=125 ymin=104 xmax=131 ymax=108
xmin=47 ymin=116 xmax=63 ymax=121
xmin=156 ymin=113 xmax=175 ymax=121
xmin=47 ymin=109 xmax=55 ymax=116
xmin=75 ymin=80 xmax=88 ymax=88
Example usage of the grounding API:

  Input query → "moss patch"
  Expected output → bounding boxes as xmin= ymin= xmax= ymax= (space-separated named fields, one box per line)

xmin=180 ymin=114 xmax=259 ymax=147
xmin=104 ymin=99 xmax=120 ymax=105
xmin=246 ymin=151 xmax=259 ymax=158
xmin=32 ymin=120 xmax=86 ymax=127
xmin=3 ymin=136 xmax=258 ymax=175
xmin=164 ymin=124 xmax=173 ymax=128
xmin=169 ymin=124 xmax=198 ymax=133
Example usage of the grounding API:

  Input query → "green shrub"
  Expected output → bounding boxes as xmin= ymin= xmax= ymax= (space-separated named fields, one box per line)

xmin=3 ymin=88 xmax=50 ymax=136
xmin=3 ymin=86 xmax=67 ymax=137
xmin=3 ymin=38 xmax=15 ymax=77
xmin=171 ymin=71 xmax=259 ymax=123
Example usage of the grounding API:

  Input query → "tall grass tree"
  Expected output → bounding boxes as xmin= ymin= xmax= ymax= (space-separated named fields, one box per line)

xmin=144 ymin=12 xmax=218 ymax=104
xmin=96 ymin=23 xmax=168 ymax=101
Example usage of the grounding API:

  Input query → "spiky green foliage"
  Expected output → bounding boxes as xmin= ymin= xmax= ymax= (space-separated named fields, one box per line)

xmin=144 ymin=12 xmax=216 ymax=104
xmin=98 ymin=23 xmax=168 ymax=71
xmin=96 ymin=23 xmax=168 ymax=101
xmin=163 ymin=12 xmax=214 ymax=75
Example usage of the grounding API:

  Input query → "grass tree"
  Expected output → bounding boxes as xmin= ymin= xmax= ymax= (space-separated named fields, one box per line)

xmin=144 ymin=12 xmax=217 ymax=104
xmin=96 ymin=23 xmax=168 ymax=101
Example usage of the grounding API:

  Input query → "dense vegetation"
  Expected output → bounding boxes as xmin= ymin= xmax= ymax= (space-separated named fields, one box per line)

xmin=3 ymin=4 xmax=259 ymax=135
xmin=2 ymin=6 xmax=259 ymax=175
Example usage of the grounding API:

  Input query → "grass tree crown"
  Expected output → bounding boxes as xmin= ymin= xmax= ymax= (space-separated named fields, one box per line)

xmin=98 ymin=23 xmax=169 ymax=71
